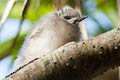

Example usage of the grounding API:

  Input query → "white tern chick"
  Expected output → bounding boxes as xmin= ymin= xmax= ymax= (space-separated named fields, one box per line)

xmin=14 ymin=6 xmax=87 ymax=68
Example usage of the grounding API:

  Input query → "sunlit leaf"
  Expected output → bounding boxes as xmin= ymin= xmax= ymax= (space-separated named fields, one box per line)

xmin=0 ymin=0 xmax=17 ymax=29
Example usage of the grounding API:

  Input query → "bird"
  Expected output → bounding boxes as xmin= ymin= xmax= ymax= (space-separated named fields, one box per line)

xmin=14 ymin=6 xmax=87 ymax=68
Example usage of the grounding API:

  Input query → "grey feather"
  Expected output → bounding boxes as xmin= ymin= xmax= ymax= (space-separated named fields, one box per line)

xmin=14 ymin=6 xmax=84 ymax=69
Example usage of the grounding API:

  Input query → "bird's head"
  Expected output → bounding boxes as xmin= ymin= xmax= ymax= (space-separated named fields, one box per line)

xmin=55 ymin=6 xmax=87 ymax=25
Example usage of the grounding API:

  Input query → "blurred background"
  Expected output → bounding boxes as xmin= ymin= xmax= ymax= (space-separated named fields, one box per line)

xmin=0 ymin=0 xmax=119 ymax=80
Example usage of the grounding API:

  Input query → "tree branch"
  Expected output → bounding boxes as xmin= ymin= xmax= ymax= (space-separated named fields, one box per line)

xmin=4 ymin=27 xmax=120 ymax=80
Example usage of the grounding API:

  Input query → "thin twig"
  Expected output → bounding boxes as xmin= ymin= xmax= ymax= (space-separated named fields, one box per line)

xmin=0 ymin=0 xmax=30 ymax=60
xmin=53 ymin=0 xmax=68 ymax=10
xmin=0 ymin=0 xmax=17 ymax=41
xmin=35 ymin=0 xmax=41 ymax=11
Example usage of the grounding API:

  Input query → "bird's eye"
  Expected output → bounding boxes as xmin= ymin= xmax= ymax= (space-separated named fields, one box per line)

xmin=64 ymin=16 xmax=71 ymax=20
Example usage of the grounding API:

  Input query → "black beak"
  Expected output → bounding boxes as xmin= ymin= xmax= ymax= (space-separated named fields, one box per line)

xmin=78 ymin=16 xmax=88 ymax=22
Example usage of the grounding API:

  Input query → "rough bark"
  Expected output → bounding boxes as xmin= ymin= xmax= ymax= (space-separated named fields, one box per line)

xmin=4 ymin=27 xmax=120 ymax=80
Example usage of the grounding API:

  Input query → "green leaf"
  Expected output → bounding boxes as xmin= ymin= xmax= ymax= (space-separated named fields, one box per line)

xmin=0 ymin=33 xmax=27 ymax=60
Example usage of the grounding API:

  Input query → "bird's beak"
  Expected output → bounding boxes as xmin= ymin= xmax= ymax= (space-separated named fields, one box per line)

xmin=78 ymin=16 xmax=88 ymax=22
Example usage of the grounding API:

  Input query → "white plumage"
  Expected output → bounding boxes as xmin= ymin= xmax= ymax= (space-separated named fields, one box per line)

xmin=14 ymin=6 xmax=85 ymax=68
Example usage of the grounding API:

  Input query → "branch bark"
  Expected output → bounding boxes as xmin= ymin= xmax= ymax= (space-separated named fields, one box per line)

xmin=4 ymin=27 xmax=120 ymax=80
